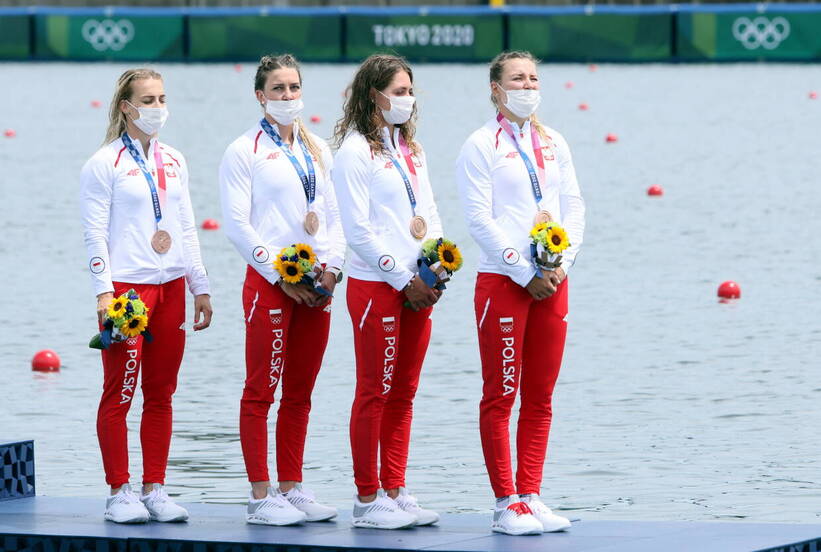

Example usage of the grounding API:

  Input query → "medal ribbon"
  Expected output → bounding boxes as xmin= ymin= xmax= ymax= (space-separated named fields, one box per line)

xmin=122 ymin=132 xmax=165 ymax=223
xmin=384 ymin=132 xmax=417 ymax=215
xmin=496 ymin=113 xmax=546 ymax=208
xmin=260 ymin=118 xmax=316 ymax=207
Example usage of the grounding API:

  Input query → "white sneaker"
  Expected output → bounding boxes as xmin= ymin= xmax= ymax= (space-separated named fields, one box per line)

xmin=104 ymin=484 xmax=150 ymax=524
xmin=141 ymin=484 xmax=189 ymax=522
xmin=520 ymin=494 xmax=571 ymax=532
xmin=490 ymin=495 xmax=544 ymax=536
xmin=351 ymin=491 xmax=417 ymax=530
xmin=246 ymin=487 xmax=307 ymax=526
xmin=394 ymin=487 xmax=439 ymax=526
xmin=282 ymin=484 xmax=338 ymax=522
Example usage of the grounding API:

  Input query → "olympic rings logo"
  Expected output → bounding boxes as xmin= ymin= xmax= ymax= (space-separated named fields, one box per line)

xmin=732 ymin=16 xmax=790 ymax=50
xmin=81 ymin=19 xmax=135 ymax=52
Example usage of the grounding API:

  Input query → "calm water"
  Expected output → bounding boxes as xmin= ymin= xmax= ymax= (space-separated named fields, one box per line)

xmin=1 ymin=62 xmax=820 ymax=522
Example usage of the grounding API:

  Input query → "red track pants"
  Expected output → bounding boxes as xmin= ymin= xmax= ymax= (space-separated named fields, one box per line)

xmin=97 ymin=277 xmax=186 ymax=488
xmin=347 ymin=278 xmax=432 ymax=497
xmin=240 ymin=266 xmax=331 ymax=483
xmin=474 ymin=273 xmax=569 ymax=498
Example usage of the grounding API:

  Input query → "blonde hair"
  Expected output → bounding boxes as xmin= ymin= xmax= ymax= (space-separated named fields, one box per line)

xmin=255 ymin=53 xmax=324 ymax=172
xmin=103 ymin=68 xmax=162 ymax=145
xmin=489 ymin=50 xmax=549 ymax=142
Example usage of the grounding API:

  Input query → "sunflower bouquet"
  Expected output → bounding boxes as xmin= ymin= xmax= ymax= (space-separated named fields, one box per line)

xmin=274 ymin=243 xmax=332 ymax=297
xmin=89 ymin=289 xmax=152 ymax=350
xmin=415 ymin=237 xmax=464 ymax=290
xmin=529 ymin=221 xmax=571 ymax=271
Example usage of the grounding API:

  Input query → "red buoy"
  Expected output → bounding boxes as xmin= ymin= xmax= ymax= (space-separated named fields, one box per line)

xmin=605 ymin=133 xmax=618 ymax=143
xmin=810 ymin=91 xmax=818 ymax=100
xmin=578 ymin=102 xmax=589 ymax=111
xmin=234 ymin=64 xmax=242 ymax=72
xmin=32 ymin=350 xmax=60 ymax=372
xmin=565 ymin=81 xmax=574 ymax=89
xmin=91 ymin=100 xmax=102 ymax=108
xmin=4 ymin=129 xmax=16 ymax=138
xmin=718 ymin=281 xmax=741 ymax=300
xmin=589 ymin=64 xmax=598 ymax=72
xmin=647 ymin=185 xmax=664 ymax=196
xmin=310 ymin=115 xmax=321 ymax=123
xmin=201 ymin=218 xmax=220 ymax=231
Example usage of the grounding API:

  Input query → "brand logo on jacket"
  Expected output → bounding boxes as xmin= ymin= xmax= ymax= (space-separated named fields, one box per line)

xmin=267 ymin=152 xmax=280 ymax=160
xmin=502 ymin=248 xmax=520 ymax=265
xmin=89 ymin=257 xmax=106 ymax=274
xmin=252 ymin=246 xmax=269 ymax=263
xmin=378 ymin=255 xmax=396 ymax=272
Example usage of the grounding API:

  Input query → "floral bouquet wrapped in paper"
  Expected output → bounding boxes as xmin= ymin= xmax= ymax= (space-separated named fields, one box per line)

xmin=274 ymin=243 xmax=332 ymax=297
xmin=415 ymin=237 xmax=464 ymax=290
xmin=89 ymin=289 xmax=153 ymax=349
xmin=529 ymin=221 xmax=571 ymax=271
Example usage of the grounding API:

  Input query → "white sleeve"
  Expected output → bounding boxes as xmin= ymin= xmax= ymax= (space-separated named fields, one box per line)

xmin=79 ymin=155 xmax=115 ymax=297
xmin=456 ymin=136 xmax=537 ymax=288
xmin=219 ymin=142 xmax=281 ymax=285
xmin=554 ymin=134 xmax=585 ymax=275
xmin=176 ymin=155 xmax=211 ymax=296
xmin=333 ymin=143 xmax=415 ymax=291
xmin=320 ymin=143 xmax=346 ymax=270
xmin=418 ymin=148 xmax=444 ymax=239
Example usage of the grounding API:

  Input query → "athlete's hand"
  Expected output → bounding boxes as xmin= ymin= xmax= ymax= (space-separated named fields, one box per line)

xmin=314 ymin=271 xmax=337 ymax=307
xmin=526 ymin=271 xmax=559 ymax=300
xmin=193 ymin=294 xmax=213 ymax=331
xmin=280 ymin=281 xmax=321 ymax=306
xmin=554 ymin=267 xmax=566 ymax=284
xmin=404 ymin=276 xmax=439 ymax=311
xmin=96 ymin=292 xmax=114 ymax=326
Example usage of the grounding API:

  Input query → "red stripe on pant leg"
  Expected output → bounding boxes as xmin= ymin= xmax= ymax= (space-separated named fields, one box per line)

xmin=275 ymin=298 xmax=332 ymax=482
xmin=139 ymin=277 xmax=186 ymax=485
xmin=348 ymin=278 xmax=402 ymax=496
xmin=475 ymin=273 xmax=532 ymax=498
xmin=240 ymin=267 xmax=293 ymax=483
xmin=97 ymin=281 xmax=158 ymax=487
xmin=516 ymin=279 xmax=569 ymax=496
xmin=379 ymin=306 xmax=432 ymax=491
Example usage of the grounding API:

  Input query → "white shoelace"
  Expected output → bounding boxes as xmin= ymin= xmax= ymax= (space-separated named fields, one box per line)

xmin=110 ymin=488 xmax=140 ymax=506
xmin=255 ymin=493 xmax=290 ymax=512
xmin=366 ymin=496 xmax=399 ymax=513
xmin=285 ymin=486 xmax=316 ymax=505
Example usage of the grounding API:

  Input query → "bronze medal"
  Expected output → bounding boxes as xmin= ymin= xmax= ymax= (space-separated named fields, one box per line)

xmin=304 ymin=211 xmax=319 ymax=236
xmin=533 ymin=210 xmax=554 ymax=225
xmin=151 ymin=230 xmax=172 ymax=254
xmin=409 ymin=216 xmax=427 ymax=240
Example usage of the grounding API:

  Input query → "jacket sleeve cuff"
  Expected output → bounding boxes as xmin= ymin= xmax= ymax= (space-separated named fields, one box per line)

xmin=511 ymin=266 xmax=538 ymax=288
xmin=386 ymin=268 xmax=415 ymax=292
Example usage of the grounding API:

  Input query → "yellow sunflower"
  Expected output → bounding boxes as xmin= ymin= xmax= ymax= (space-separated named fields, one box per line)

xmin=529 ymin=222 xmax=549 ymax=240
xmin=545 ymin=225 xmax=570 ymax=254
xmin=275 ymin=258 xmax=303 ymax=284
xmin=120 ymin=314 xmax=148 ymax=338
xmin=107 ymin=297 xmax=128 ymax=320
xmin=294 ymin=243 xmax=317 ymax=265
xmin=437 ymin=241 xmax=464 ymax=273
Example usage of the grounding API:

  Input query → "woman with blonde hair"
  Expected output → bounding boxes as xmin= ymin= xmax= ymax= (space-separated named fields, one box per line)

xmin=332 ymin=53 xmax=442 ymax=530
xmin=80 ymin=68 xmax=212 ymax=523
xmin=456 ymin=51 xmax=585 ymax=535
xmin=219 ymin=53 xmax=345 ymax=526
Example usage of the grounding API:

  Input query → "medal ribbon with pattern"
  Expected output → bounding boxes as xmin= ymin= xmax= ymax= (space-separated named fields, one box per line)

xmin=260 ymin=118 xmax=316 ymax=210
xmin=496 ymin=113 xmax=548 ymax=209
xmin=121 ymin=132 xmax=166 ymax=223
xmin=385 ymin=133 xmax=419 ymax=216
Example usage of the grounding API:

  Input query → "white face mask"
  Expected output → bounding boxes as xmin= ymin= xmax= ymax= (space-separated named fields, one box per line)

xmin=498 ymin=86 xmax=541 ymax=119
xmin=126 ymin=101 xmax=168 ymax=135
xmin=265 ymin=98 xmax=304 ymax=125
xmin=379 ymin=91 xmax=415 ymax=125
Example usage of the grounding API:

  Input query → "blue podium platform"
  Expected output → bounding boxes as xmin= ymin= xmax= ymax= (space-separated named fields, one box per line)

xmin=0 ymin=497 xmax=819 ymax=552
